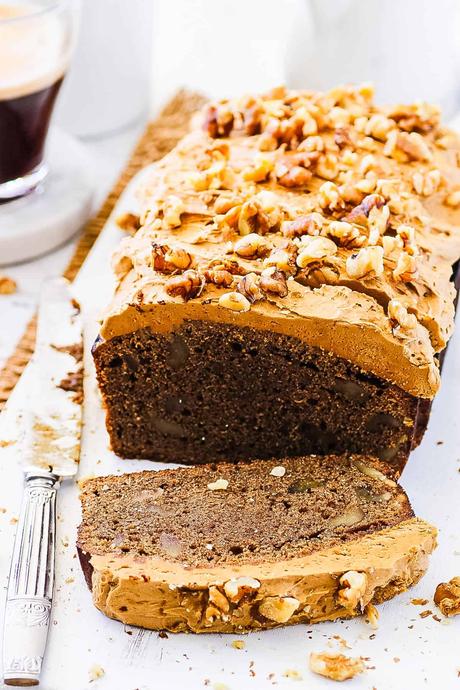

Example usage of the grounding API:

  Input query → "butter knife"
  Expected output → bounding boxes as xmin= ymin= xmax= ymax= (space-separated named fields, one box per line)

xmin=2 ymin=278 xmax=83 ymax=687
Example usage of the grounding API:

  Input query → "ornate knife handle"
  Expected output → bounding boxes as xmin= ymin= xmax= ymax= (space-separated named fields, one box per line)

xmin=3 ymin=472 xmax=59 ymax=687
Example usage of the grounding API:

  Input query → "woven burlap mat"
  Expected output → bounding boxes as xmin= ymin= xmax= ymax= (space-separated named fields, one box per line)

xmin=0 ymin=89 xmax=206 ymax=411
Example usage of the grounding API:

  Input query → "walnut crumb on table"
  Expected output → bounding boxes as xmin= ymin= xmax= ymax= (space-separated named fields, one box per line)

xmin=309 ymin=652 xmax=366 ymax=682
xmin=434 ymin=577 xmax=460 ymax=616
xmin=88 ymin=664 xmax=105 ymax=682
xmin=0 ymin=274 xmax=17 ymax=294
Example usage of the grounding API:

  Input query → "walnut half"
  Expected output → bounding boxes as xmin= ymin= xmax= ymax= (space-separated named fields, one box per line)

xmin=434 ymin=577 xmax=460 ymax=617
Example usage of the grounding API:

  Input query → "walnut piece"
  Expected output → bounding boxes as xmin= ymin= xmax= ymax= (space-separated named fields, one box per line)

xmin=0 ymin=274 xmax=17 ymax=295
xmin=434 ymin=577 xmax=460 ymax=617
xmin=270 ymin=465 xmax=286 ymax=477
xmin=364 ymin=602 xmax=379 ymax=629
xmin=223 ymin=577 xmax=261 ymax=603
xmin=152 ymin=243 xmax=192 ymax=272
xmin=337 ymin=571 xmax=368 ymax=611
xmin=281 ymin=212 xmax=323 ymax=239
xmin=309 ymin=652 xmax=366 ymax=682
xmin=259 ymin=268 xmax=289 ymax=297
xmin=296 ymin=236 xmax=337 ymax=268
xmin=218 ymin=291 xmax=251 ymax=312
xmin=444 ymin=189 xmax=460 ymax=208
xmin=234 ymin=232 xmax=269 ymax=258
xmin=164 ymin=270 xmax=204 ymax=300
xmin=258 ymin=596 xmax=299 ymax=623
xmin=208 ymin=586 xmax=230 ymax=613
xmin=388 ymin=299 xmax=418 ymax=333
xmin=345 ymin=246 xmax=384 ymax=279
xmin=116 ymin=212 xmax=141 ymax=235
xmin=237 ymin=273 xmax=264 ymax=303
xmin=412 ymin=169 xmax=441 ymax=197
xmin=163 ymin=194 xmax=185 ymax=228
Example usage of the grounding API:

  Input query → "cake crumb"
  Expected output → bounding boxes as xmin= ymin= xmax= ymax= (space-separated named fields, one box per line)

xmin=364 ymin=603 xmax=379 ymax=629
xmin=88 ymin=664 xmax=105 ymax=682
xmin=212 ymin=683 xmax=229 ymax=690
xmin=9 ymin=517 xmax=18 ymax=525
xmin=65 ymin=577 xmax=74 ymax=584
xmin=159 ymin=630 xmax=169 ymax=639
xmin=270 ymin=466 xmax=286 ymax=477
xmin=0 ymin=274 xmax=17 ymax=294
xmin=0 ymin=439 xmax=14 ymax=448
xmin=207 ymin=479 xmax=229 ymax=491
xmin=434 ymin=577 xmax=460 ymax=617
xmin=309 ymin=652 xmax=366 ymax=682
xmin=419 ymin=609 xmax=433 ymax=618
xmin=411 ymin=598 xmax=429 ymax=606
xmin=283 ymin=669 xmax=302 ymax=680
xmin=231 ymin=640 xmax=245 ymax=650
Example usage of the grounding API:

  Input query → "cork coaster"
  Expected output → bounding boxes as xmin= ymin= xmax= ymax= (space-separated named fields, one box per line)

xmin=0 ymin=89 xmax=206 ymax=410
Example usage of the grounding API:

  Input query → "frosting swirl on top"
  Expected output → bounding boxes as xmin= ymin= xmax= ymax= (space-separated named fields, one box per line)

xmin=102 ymin=84 xmax=460 ymax=399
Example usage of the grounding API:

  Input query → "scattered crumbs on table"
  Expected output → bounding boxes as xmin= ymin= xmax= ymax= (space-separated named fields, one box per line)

xmin=0 ymin=507 xmax=6 ymax=514
xmin=408 ymin=624 xmax=414 ymax=629
xmin=249 ymin=659 xmax=256 ymax=677
xmin=9 ymin=517 xmax=18 ymax=525
xmin=65 ymin=577 xmax=74 ymax=584
xmin=432 ymin=614 xmax=442 ymax=622
xmin=159 ymin=630 xmax=169 ymax=639
xmin=212 ymin=683 xmax=229 ymax=690
xmin=88 ymin=664 xmax=105 ymax=682
xmin=419 ymin=610 xmax=433 ymax=618
xmin=332 ymin=635 xmax=351 ymax=649
xmin=411 ymin=598 xmax=429 ymax=606
xmin=231 ymin=640 xmax=245 ymax=650
xmin=61 ymin=536 xmax=70 ymax=547
xmin=393 ymin=657 xmax=400 ymax=663
xmin=0 ymin=439 xmax=14 ymax=448
xmin=282 ymin=669 xmax=302 ymax=680
xmin=436 ymin=440 xmax=444 ymax=445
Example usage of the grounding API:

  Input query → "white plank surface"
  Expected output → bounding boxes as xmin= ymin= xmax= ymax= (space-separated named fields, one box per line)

xmin=0 ymin=168 xmax=459 ymax=690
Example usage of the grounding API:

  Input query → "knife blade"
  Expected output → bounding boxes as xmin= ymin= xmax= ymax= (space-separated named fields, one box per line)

xmin=2 ymin=277 xmax=83 ymax=687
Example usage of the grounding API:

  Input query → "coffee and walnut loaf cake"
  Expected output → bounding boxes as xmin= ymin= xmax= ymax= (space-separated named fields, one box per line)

xmin=77 ymin=454 xmax=437 ymax=633
xmin=94 ymin=84 xmax=460 ymax=471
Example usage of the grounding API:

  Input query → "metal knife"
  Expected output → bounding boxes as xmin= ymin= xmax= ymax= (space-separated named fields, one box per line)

xmin=2 ymin=277 xmax=83 ymax=687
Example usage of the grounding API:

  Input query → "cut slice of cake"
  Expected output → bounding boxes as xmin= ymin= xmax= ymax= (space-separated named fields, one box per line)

xmin=77 ymin=455 xmax=437 ymax=633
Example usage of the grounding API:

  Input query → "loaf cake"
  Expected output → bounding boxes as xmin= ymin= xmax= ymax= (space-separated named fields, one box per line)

xmin=94 ymin=84 xmax=460 ymax=471
xmin=77 ymin=454 xmax=437 ymax=633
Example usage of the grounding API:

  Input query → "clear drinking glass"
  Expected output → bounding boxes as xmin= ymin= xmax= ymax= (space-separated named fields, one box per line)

xmin=0 ymin=0 xmax=78 ymax=200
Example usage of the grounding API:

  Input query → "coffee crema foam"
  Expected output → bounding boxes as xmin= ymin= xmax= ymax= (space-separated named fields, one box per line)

xmin=0 ymin=2 xmax=68 ymax=101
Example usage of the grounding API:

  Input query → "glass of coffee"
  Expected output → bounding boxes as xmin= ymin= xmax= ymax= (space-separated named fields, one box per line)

xmin=0 ymin=1 xmax=77 ymax=200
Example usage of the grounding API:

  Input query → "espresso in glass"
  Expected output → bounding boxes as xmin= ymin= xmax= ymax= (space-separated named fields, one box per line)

xmin=0 ymin=2 xmax=71 ymax=199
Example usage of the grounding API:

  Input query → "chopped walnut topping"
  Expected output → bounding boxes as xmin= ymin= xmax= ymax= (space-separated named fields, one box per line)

xmin=218 ymin=291 xmax=251 ymax=312
xmin=242 ymin=153 xmax=274 ymax=182
xmin=345 ymin=246 xmax=384 ymax=279
xmin=0 ymin=274 xmax=17 ymax=295
xmin=259 ymin=268 xmax=289 ymax=297
xmin=318 ymin=181 xmax=342 ymax=210
xmin=387 ymin=101 xmax=440 ymax=133
xmin=344 ymin=193 xmax=384 ymax=226
xmin=214 ymin=194 xmax=242 ymax=214
xmin=236 ymin=197 xmax=280 ymax=236
xmin=364 ymin=113 xmax=396 ymax=140
xmin=316 ymin=152 xmax=339 ymax=181
xmin=264 ymin=243 xmax=298 ymax=276
xmin=309 ymin=652 xmax=366 ymax=682
xmin=203 ymin=103 xmax=234 ymax=137
xmin=444 ymin=189 xmax=460 ymax=208
xmin=258 ymin=596 xmax=299 ymax=623
xmin=393 ymin=251 xmax=417 ymax=281
xmin=207 ymin=478 xmax=229 ymax=491
xmin=296 ymin=261 xmax=340 ymax=288
xmin=296 ymin=236 xmax=337 ymax=268
xmin=224 ymin=577 xmax=260 ymax=603
xmin=163 ymin=195 xmax=185 ymax=228
xmin=203 ymin=268 xmax=234 ymax=288
xmin=116 ymin=212 xmax=141 ymax=235
xmin=237 ymin=273 xmax=265 ymax=303
xmin=434 ymin=577 xmax=460 ymax=617
xmin=164 ymin=270 xmax=204 ymax=300
xmin=281 ymin=213 xmax=323 ymax=239
xmin=326 ymin=221 xmax=364 ymax=248
xmin=234 ymin=232 xmax=270 ymax=258
xmin=337 ymin=571 xmax=368 ymax=611
xmin=298 ymin=135 xmax=324 ymax=153
xmin=388 ymin=299 xmax=418 ymax=333
xmin=275 ymin=151 xmax=315 ymax=188
xmin=412 ymin=169 xmax=442 ymax=196
xmin=152 ymin=243 xmax=192 ymax=273
xmin=384 ymin=131 xmax=432 ymax=162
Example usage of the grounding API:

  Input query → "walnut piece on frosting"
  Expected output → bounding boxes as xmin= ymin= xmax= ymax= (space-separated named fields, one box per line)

xmin=388 ymin=299 xmax=418 ymax=333
xmin=309 ymin=652 xmax=366 ymax=682
xmin=223 ymin=577 xmax=261 ymax=603
xmin=218 ymin=291 xmax=251 ymax=312
xmin=434 ymin=577 xmax=460 ymax=617
xmin=345 ymin=246 xmax=384 ymax=279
